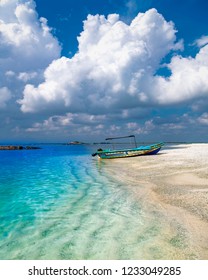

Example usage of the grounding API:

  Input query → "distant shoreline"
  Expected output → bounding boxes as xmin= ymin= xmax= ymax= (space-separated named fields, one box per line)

xmin=0 ymin=141 xmax=207 ymax=146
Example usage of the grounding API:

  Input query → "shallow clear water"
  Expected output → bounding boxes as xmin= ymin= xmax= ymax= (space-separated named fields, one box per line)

xmin=1 ymin=144 xmax=204 ymax=260
xmin=0 ymin=145 xmax=145 ymax=259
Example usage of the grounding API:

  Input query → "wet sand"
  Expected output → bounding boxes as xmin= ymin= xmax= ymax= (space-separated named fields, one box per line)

xmin=102 ymin=144 xmax=208 ymax=259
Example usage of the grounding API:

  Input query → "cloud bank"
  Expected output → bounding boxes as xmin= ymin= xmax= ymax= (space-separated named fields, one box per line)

xmin=1 ymin=0 xmax=208 ymax=141
xmin=19 ymin=8 xmax=208 ymax=116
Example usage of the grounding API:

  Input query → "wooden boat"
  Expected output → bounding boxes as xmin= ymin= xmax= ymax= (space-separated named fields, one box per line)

xmin=92 ymin=135 xmax=164 ymax=159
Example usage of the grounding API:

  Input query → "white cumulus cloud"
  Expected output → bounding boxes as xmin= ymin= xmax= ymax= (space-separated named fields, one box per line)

xmin=0 ymin=87 xmax=12 ymax=108
xmin=198 ymin=112 xmax=208 ymax=125
xmin=194 ymin=35 xmax=208 ymax=48
xmin=0 ymin=0 xmax=60 ymax=69
xmin=19 ymin=8 xmax=181 ymax=113
xmin=0 ymin=0 xmax=61 ymax=97
xmin=154 ymin=44 xmax=208 ymax=104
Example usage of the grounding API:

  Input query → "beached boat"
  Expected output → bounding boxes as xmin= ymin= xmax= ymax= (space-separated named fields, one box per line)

xmin=92 ymin=135 xmax=164 ymax=159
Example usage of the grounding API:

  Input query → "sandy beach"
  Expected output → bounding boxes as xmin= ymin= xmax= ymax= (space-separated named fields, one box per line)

xmin=102 ymin=144 xmax=208 ymax=259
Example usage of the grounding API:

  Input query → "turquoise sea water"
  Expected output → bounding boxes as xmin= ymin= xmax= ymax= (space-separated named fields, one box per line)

xmin=1 ymin=144 xmax=204 ymax=260
xmin=0 ymin=144 xmax=145 ymax=259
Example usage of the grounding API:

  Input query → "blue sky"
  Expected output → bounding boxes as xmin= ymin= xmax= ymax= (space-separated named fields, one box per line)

xmin=0 ymin=0 xmax=208 ymax=143
xmin=35 ymin=0 xmax=208 ymax=57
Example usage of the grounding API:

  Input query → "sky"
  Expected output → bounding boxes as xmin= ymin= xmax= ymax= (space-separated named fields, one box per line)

xmin=0 ymin=0 xmax=208 ymax=143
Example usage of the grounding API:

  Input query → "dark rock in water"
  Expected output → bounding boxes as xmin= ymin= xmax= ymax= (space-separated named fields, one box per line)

xmin=0 ymin=145 xmax=41 ymax=150
xmin=25 ymin=146 xmax=41 ymax=150
xmin=0 ymin=146 xmax=22 ymax=150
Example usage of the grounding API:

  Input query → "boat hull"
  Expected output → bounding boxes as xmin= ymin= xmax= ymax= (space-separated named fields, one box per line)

xmin=94 ymin=143 xmax=163 ymax=159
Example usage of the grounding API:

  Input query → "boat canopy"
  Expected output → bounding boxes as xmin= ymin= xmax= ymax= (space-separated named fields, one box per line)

xmin=105 ymin=135 xmax=137 ymax=148
xmin=105 ymin=135 xmax=135 ymax=140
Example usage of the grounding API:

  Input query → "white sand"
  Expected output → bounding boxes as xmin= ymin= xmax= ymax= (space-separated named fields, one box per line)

xmin=102 ymin=144 xmax=208 ymax=259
